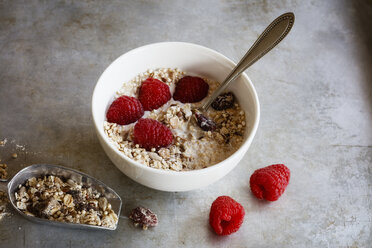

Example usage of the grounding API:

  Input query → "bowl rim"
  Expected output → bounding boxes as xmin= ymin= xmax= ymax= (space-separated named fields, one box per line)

xmin=92 ymin=41 xmax=260 ymax=176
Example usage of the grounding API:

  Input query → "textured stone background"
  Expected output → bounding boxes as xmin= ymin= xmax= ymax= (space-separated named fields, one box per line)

xmin=0 ymin=0 xmax=371 ymax=247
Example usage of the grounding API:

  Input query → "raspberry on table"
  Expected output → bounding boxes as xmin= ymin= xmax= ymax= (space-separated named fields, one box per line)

xmin=139 ymin=78 xmax=171 ymax=111
xmin=209 ymin=196 xmax=245 ymax=236
xmin=133 ymin=118 xmax=173 ymax=150
xmin=249 ymin=164 xmax=290 ymax=201
xmin=173 ymin=76 xmax=209 ymax=103
xmin=106 ymin=96 xmax=144 ymax=125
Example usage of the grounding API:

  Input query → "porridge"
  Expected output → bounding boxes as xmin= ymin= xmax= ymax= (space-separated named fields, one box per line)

xmin=104 ymin=68 xmax=246 ymax=171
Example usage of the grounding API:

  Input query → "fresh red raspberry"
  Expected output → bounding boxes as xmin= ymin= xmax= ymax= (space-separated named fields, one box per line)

xmin=133 ymin=118 xmax=173 ymax=150
xmin=173 ymin=76 xmax=209 ymax=103
xmin=209 ymin=196 xmax=245 ymax=236
xmin=139 ymin=78 xmax=171 ymax=111
xmin=106 ymin=96 xmax=144 ymax=125
xmin=249 ymin=164 xmax=290 ymax=201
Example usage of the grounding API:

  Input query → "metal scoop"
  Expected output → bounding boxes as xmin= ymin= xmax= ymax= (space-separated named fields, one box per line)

xmin=0 ymin=164 xmax=122 ymax=230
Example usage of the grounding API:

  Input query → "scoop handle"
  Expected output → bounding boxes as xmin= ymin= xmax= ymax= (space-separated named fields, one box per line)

xmin=201 ymin=12 xmax=295 ymax=111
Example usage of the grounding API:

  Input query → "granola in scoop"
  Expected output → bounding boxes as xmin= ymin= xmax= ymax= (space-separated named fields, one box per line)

xmin=14 ymin=175 xmax=118 ymax=229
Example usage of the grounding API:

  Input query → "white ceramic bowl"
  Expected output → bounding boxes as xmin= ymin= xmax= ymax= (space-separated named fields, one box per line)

xmin=92 ymin=42 xmax=260 ymax=192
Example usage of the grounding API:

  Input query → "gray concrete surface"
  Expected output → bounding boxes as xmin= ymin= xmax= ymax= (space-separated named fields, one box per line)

xmin=0 ymin=0 xmax=371 ymax=247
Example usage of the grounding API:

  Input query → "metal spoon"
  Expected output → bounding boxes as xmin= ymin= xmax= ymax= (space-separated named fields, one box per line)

xmin=195 ymin=12 xmax=295 ymax=129
xmin=0 ymin=164 xmax=122 ymax=230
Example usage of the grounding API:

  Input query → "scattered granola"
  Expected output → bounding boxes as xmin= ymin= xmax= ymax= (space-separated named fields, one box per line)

xmin=0 ymin=163 xmax=7 ymax=180
xmin=14 ymin=175 xmax=118 ymax=229
xmin=0 ymin=191 xmax=10 ymax=221
xmin=129 ymin=206 xmax=158 ymax=230
xmin=104 ymin=68 xmax=246 ymax=171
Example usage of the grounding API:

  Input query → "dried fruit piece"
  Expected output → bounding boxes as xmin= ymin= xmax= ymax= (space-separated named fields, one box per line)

xmin=139 ymin=78 xmax=171 ymax=111
xmin=106 ymin=96 xmax=144 ymax=125
xmin=250 ymin=164 xmax=290 ymax=201
xmin=129 ymin=206 xmax=158 ymax=230
xmin=194 ymin=111 xmax=216 ymax=131
xmin=173 ymin=76 xmax=209 ymax=103
xmin=209 ymin=196 xmax=245 ymax=236
xmin=133 ymin=118 xmax=173 ymax=150
xmin=211 ymin=92 xmax=235 ymax=110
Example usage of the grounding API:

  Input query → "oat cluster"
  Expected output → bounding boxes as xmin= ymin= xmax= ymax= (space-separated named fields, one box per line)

xmin=129 ymin=206 xmax=158 ymax=230
xmin=104 ymin=68 xmax=246 ymax=171
xmin=14 ymin=175 xmax=118 ymax=229
xmin=0 ymin=163 xmax=7 ymax=180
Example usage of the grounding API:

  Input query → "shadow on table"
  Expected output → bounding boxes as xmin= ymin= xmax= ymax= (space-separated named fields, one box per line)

xmin=351 ymin=1 xmax=372 ymax=111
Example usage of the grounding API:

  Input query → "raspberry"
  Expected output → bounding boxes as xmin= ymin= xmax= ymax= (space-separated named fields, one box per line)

xmin=173 ymin=76 xmax=209 ymax=103
xmin=106 ymin=96 xmax=144 ymax=125
xmin=133 ymin=118 xmax=173 ymax=150
xmin=209 ymin=196 xmax=245 ymax=236
xmin=139 ymin=78 xmax=171 ymax=111
xmin=249 ymin=164 xmax=290 ymax=201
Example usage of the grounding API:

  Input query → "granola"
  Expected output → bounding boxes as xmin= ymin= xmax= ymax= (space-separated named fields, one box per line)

xmin=0 ymin=163 xmax=7 ymax=180
xmin=14 ymin=175 xmax=118 ymax=229
xmin=0 ymin=191 xmax=10 ymax=221
xmin=129 ymin=206 xmax=158 ymax=230
xmin=104 ymin=68 xmax=246 ymax=171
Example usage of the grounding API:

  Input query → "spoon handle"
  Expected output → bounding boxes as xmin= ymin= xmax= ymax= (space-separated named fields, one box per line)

xmin=201 ymin=12 xmax=295 ymax=111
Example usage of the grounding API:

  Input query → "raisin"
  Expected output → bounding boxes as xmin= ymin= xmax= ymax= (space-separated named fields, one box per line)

xmin=27 ymin=201 xmax=47 ymax=218
xmin=61 ymin=186 xmax=71 ymax=192
xmin=195 ymin=112 xmax=216 ymax=131
xmin=211 ymin=92 xmax=235 ymax=110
